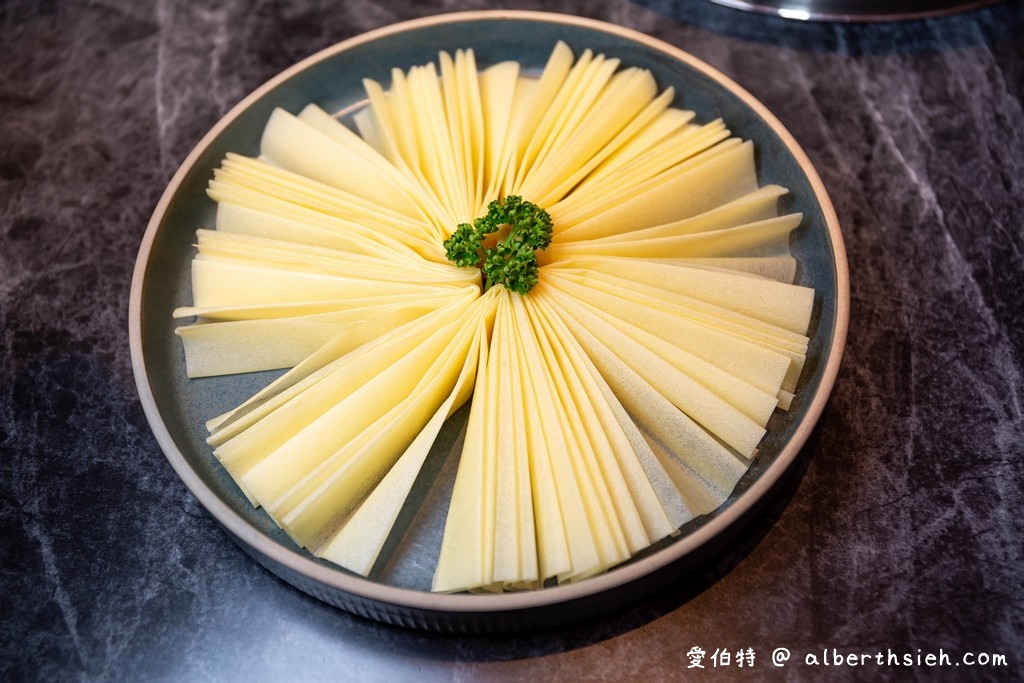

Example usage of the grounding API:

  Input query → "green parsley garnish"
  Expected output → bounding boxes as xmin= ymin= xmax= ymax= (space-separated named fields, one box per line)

xmin=443 ymin=195 xmax=553 ymax=295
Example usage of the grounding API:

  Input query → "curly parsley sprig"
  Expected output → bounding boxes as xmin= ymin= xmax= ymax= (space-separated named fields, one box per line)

xmin=443 ymin=196 xmax=553 ymax=295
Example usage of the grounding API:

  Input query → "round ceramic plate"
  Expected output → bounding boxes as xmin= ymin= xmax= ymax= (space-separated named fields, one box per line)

xmin=129 ymin=10 xmax=849 ymax=633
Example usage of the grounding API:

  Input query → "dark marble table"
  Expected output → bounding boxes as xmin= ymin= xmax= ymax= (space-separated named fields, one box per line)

xmin=2 ymin=0 xmax=1022 ymax=680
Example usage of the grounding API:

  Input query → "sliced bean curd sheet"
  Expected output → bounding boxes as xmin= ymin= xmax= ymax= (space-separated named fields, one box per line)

xmin=665 ymin=256 xmax=798 ymax=283
xmin=542 ymin=271 xmax=791 ymax=406
xmin=541 ymin=284 xmax=767 ymax=458
xmin=550 ymin=119 xmax=729 ymax=215
xmin=207 ymin=200 xmax=440 ymax=267
xmin=491 ymin=293 xmax=539 ymax=587
xmin=295 ymin=104 xmax=432 ymax=205
xmin=642 ymin=433 xmax=742 ymax=520
xmin=531 ymin=294 xmax=660 ymax=570
xmin=357 ymin=79 xmax=404 ymax=169
xmin=532 ymin=287 xmax=750 ymax=503
xmin=492 ymin=76 xmax=538 ymax=200
xmin=177 ymin=315 xmax=392 ymax=378
xmin=547 ymin=267 xmax=809 ymax=351
xmin=507 ymin=298 xmax=574 ymax=582
xmin=173 ymin=41 xmax=819 ymax=594
xmin=577 ymin=184 xmax=789 ymax=243
xmin=175 ymin=294 xmax=464 ymax=377
xmin=295 ymin=104 xmax=393 ymax=171
xmin=520 ymin=300 xmax=634 ymax=580
xmin=542 ymin=213 xmax=802 ymax=262
xmin=432 ymin=328 xmax=493 ymax=593
xmin=364 ymin=72 xmax=465 ymax=234
xmin=540 ymin=181 xmax=802 ymax=273
xmin=294 ymin=103 xmax=451 ymax=230
xmin=476 ymin=307 xmax=502 ymax=592
xmin=518 ymin=67 xmax=657 ymax=206
xmin=211 ymin=156 xmax=442 ymax=258
xmin=527 ymin=87 xmax=679 ymax=209
xmin=273 ymin=332 xmax=470 ymax=537
xmin=213 ymin=201 xmax=423 ymax=262
xmin=202 ymin=311 xmax=464 ymax=436
xmin=367 ymin=59 xmax=481 ymax=229
xmin=189 ymin=259 xmax=471 ymax=310
xmin=236 ymin=309 xmax=482 ymax=510
xmin=524 ymin=298 xmax=654 ymax=557
xmin=215 ymin=153 xmax=415 ymax=226
xmin=174 ymin=289 xmax=466 ymax=321
xmin=547 ymin=256 xmax=814 ymax=336
xmin=477 ymin=294 xmax=511 ymax=589
xmin=511 ymin=54 xmax=624 ymax=195
xmin=519 ymin=51 xmax=622 ymax=181
xmin=477 ymin=60 xmax=521 ymax=213
xmin=260 ymin=108 xmax=428 ymax=223
xmin=548 ymin=285 xmax=781 ymax=427
xmin=552 ymin=139 xmax=756 ymax=238
xmin=529 ymin=297 xmax=692 ymax=532
xmin=558 ymin=119 xmax=730 ymax=217
xmin=197 ymin=289 xmax=477 ymax=429
xmin=432 ymin=297 xmax=544 ymax=593
xmin=406 ymin=63 xmax=469 ymax=225
xmin=545 ymin=380 xmax=633 ymax=578
xmin=271 ymin=293 xmax=500 ymax=549
xmin=442 ymin=49 xmax=488 ymax=221
xmin=444 ymin=52 xmax=475 ymax=211
xmin=545 ymin=268 xmax=808 ymax=394
xmin=191 ymin=229 xmax=476 ymax=285
xmin=350 ymin=105 xmax=383 ymax=157
xmin=525 ymin=297 xmax=683 ymax=543
xmin=510 ymin=295 xmax=607 ymax=583
xmin=319 ymin=315 xmax=491 ymax=575
xmin=208 ymin=183 xmax=438 ymax=260
xmin=563 ymin=104 xmax=695 ymax=189
xmin=210 ymin=294 xmax=476 ymax=463
xmin=504 ymin=41 xmax=576 ymax=193
xmin=198 ymin=296 xmax=471 ymax=436
xmin=528 ymin=296 xmax=655 ymax=573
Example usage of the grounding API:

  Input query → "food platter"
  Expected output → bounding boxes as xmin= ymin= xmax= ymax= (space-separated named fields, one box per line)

xmin=129 ymin=10 xmax=849 ymax=632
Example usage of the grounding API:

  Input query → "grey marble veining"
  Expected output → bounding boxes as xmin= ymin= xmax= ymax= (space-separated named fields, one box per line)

xmin=2 ymin=0 xmax=1022 ymax=680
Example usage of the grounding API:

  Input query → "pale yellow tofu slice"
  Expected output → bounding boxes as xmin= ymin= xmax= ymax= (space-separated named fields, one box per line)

xmin=317 ymin=310 xmax=492 ymax=576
